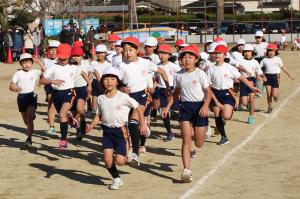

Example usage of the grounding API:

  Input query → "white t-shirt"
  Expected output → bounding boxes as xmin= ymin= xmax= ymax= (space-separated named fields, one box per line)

xmin=280 ymin=35 xmax=286 ymax=43
xmin=74 ymin=64 xmax=88 ymax=87
xmin=43 ymin=58 xmax=57 ymax=70
xmin=254 ymin=42 xmax=269 ymax=58
xmin=207 ymin=63 xmax=241 ymax=90
xmin=96 ymin=91 xmax=139 ymax=127
xmin=147 ymin=53 xmax=161 ymax=65
xmin=199 ymin=58 xmax=215 ymax=71
xmin=43 ymin=64 xmax=77 ymax=90
xmin=91 ymin=60 xmax=112 ymax=79
xmin=260 ymin=56 xmax=283 ymax=74
xmin=238 ymin=58 xmax=263 ymax=78
xmin=106 ymin=50 xmax=117 ymax=63
xmin=175 ymin=68 xmax=210 ymax=102
xmin=231 ymin=51 xmax=244 ymax=63
xmin=112 ymin=53 xmax=122 ymax=68
xmin=157 ymin=61 xmax=181 ymax=88
xmin=118 ymin=57 xmax=158 ymax=93
xmin=11 ymin=69 xmax=41 ymax=94
xmin=200 ymin=52 xmax=209 ymax=60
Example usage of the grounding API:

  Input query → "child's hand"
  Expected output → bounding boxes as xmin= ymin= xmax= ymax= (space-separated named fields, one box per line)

xmin=16 ymin=87 xmax=22 ymax=93
xmin=85 ymin=124 xmax=94 ymax=133
xmin=51 ymin=79 xmax=65 ymax=86
xmin=161 ymin=108 xmax=169 ymax=118
xmin=252 ymin=86 xmax=262 ymax=94
xmin=139 ymin=123 xmax=148 ymax=135
xmin=289 ymin=75 xmax=295 ymax=80
xmin=121 ymin=87 xmax=131 ymax=94
xmin=199 ymin=106 xmax=209 ymax=117
xmin=215 ymin=101 xmax=224 ymax=110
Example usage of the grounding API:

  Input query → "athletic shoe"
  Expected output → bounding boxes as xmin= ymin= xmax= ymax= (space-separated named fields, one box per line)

xmin=127 ymin=152 xmax=140 ymax=166
xmin=20 ymin=137 xmax=32 ymax=150
xmin=59 ymin=140 xmax=68 ymax=151
xmin=109 ymin=177 xmax=124 ymax=190
xmin=267 ymin=107 xmax=273 ymax=113
xmin=217 ymin=137 xmax=229 ymax=145
xmin=164 ymin=132 xmax=174 ymax=142
xmin=76 ymin=128 xmax=83 ymax=141
xmin=139 ymin=146 xmax=147 ymax=156
xmin=190 ymin=150 xmax=197 ymax=158
xmin=47 ymin=127 xmax=56 ymax=135
xmin=181 ymin=168 xmax=192 ymax=183
xmin=248 ymin=116 xmax=254 ymax=124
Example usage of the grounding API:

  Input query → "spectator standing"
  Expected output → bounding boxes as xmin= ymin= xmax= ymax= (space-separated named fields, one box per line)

xmin=12 ymin=26 xmax=24 ymax=61
xmin=24 ymin=29 xmax=34 ymax=55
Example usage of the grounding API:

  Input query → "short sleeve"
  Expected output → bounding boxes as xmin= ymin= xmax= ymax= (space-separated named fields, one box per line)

xmin=123 ymin=93 xmax=139 ymax=109
xmin=11 ymin=72 xmax=19 ymax=83
xmin=228 ymin=64 xmax=241 ymax=79
xmin=278 ymin=57 xmax=284 ymax=67
xmin=147 ymin=74 xmax=154 ymax=88
xmin=148 ymin=59 xmax=158 ymax=72
xmin=198 ymin=70 xmax=210 ymax=89
xmin=254 ymin=61 xmax=263 ymax=76
xmin=174 ymin=73 xmax=181 ymax=88
xmin=33 ymin=70 xmax=42 ymax=80
xmin=43 ymin=66 xmax=54 ymax=79
xmin=260 ymin=59 xmax=265 ymax=68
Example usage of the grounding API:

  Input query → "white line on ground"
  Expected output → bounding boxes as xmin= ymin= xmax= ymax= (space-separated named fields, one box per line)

xmin=179 ymin=86 xmax=300 ymax=199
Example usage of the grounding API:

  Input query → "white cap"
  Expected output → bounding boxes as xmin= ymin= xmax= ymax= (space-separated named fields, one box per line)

xmin=216 ymin=40 xmax=228 ymax=47
xmin=200 ymin=52 xmax=209 ymax=60
xmin=20 ymin=53 xmax=33 ymax=61
xmin=48 ymin=40 xmax=61 ymax=48
xmin=102 ymin=66 xmax=120 ymax=80
xmin=255 ymin=31 xmax=264 ymax=37
xmin=114 ymin=40 xmax=122 ymax=46
xmin=207 ymin=42 xmax=217 ymax=53
xmin=144 ymin=36 xmax=158 ymax=47
xmin=95 ymin=44 xmax=107 ymax=53
xmin=243 ymin=43 xmax=254 ymax=51
xmin=237 ymin=38 xmax=246 ymax=45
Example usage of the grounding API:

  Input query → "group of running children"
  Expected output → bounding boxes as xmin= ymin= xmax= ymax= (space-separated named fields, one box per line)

xmin=9 ymin=30 xmax=294 ymax=189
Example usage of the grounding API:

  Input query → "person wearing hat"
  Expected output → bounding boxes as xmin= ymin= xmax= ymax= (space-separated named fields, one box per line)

xmin=111 ymin=40 xmax=123 ymax=68
xmin=230 ymin=38 xmax=245 ymax=63
xmin=86 ymin=66 xmax=147 ymax=190
xmin=9 ymin=53 xmax=43 ymax=150
xmin=279 ymin=30 xmax=287 ymax=50
xmin=39 ymin=44 xmax=78 ymax=150
xmin=106 ymin=34 xmax=121 ymax=63
xmin=69 ymin=46 xmax=92 ymax=141
xmin=90 ymin=44 xmax=112 ymax=112
xmin=199 ymin=42 xmax=217 ymax=72
xmin=35 ymin=40 xmax=60 ymax=135
xmin=253 ymin=31 xmax=268 ymax=63
xmin=162 ymin=45 xmax=212 ymax=183
xmin=144 ymin=36 xmax=160 ymax=65
xmin=260 ymin=43 xmax=294 ymax=113
xmin=236 ymin=43 xmax=266 ymax=124
xmin=207 ymin=44 xmax=261 ymax=146
xmin=200 ymin=40 xmax=214 ymax=61
xmin=119 ymin=36 xmax=170 ymax=166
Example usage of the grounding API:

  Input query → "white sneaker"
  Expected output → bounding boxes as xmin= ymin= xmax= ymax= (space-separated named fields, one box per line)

xmin=109 ymin=177 xmax=123 ymax=190
xmin=205 ymin=126 xmax=212 ymax=138
xmin=144 ymin=126 xmax=151 ymax=138
xmin=181 ymin=168 xmax=192 ymax=183
xmin=127 ymin=152 xmax=140 ymax=166
xmin=47 ymin=127 xmax=56 ymax=135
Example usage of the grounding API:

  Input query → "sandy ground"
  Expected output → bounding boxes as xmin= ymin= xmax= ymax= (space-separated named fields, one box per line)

xmin=0 ymin=51 xmax=299 ymax=199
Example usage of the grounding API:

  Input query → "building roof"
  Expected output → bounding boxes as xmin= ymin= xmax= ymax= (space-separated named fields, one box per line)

xmin=66 ymin=5 xmax=128 ymax=13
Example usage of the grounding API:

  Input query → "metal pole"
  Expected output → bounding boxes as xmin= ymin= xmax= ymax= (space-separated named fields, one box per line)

xmin=204 ymin=0 xmax=207 ymax=43
xmin=176 ymin=0 xmax=179 ymax=40
xmin=233 ymin=0 xmax=235 ymax=43
xmin=291 ymin=0 xmax=293 ymax=43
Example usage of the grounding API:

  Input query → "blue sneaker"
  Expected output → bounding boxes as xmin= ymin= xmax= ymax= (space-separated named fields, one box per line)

xmin=248 ymin=116 xmax=254 ymax=124
xmin=217 ymin=137 xmax=229 ymax=145
xmin=164 ymin=132 xmax=174 ymax=142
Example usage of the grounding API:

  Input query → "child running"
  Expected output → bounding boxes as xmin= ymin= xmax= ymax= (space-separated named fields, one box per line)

xmin=163 ymin=45 xmax=212 ymax=183
xmin=260 ymin=43 xmax=294 ymax=113
xmin=39 ymin=44 xmax=77 ymax=150
xmin=9 ymin=53 xmax=42 ymax=150
xmin=86 ymin=67 xmax=147 ymax=190
xmin=207 ymin=44 xmax=261 ymax=145
xmin=237 ymin=44 xmax=266 ymax=124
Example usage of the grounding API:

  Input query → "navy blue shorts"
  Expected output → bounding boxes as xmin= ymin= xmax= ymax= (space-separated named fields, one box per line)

xmin=52 ymin=89 xmax=73 ymax=112
xmin=44 ymin=85 xmax=53 ymax=95
xmin=179 ymin=101 xmax=208 ymax=127
xmin=92 ymin=79 xmax=104 ymax=97
xmin=211 ymin=89 xmax=235 ymax=107
xmin=240 ymin=77 xmax=257 ymax=97
xmin=101 ymin=125 xmax=129 ymax=157
xmin=17 ymin=92 xmax=37 ymax=112
xmin=265 ymin=74 xmax=279 ymax=88
xmin=152 ymin=87 xmax=159 ymax=100
xmin=71 ymin=86 xmax=88 ymax=111
xmin=156 ymin=87 xmax=168 ymax=108
xmin=129 ymin=90 xmax=147 ymax=106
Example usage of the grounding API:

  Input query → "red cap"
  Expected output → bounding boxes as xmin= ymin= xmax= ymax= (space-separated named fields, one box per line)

xmin=56 ymin=44 xmax=72 ymax=59
xmin=213 ymin=37 xmax=224 ymax=42
xmin=175 ymin=39 xmax=185 ymax=46
xmin=157 ymin=44 xmax=173 ymax=54
xmin=73 ymin=40 xmax=84 ymax=47
xmin=71 ymin=46 xmax=84 ymax=56
xmin=137 ymin=51 xmax=145 ymax=57
xmin=214 ymin=45 xmax=228 ymax=54
xmin=122 ymin=36 xmax=140 ymax=48
xmin=267 ymin=43 xmax=277 ymax=50
xmin=108 ymin=34 xmax=121 ymax=42
xmin=180 ymin=45 xmax=200 ymax=58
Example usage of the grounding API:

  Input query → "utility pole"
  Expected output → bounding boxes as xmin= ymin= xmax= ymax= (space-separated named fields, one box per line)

xmin=79 ymin=0 xmax=84 ymax=29
xmin=129 ymin=0 xmax=138 ymax=30
xmin=216 ymin=0 xmax=224 ymax=36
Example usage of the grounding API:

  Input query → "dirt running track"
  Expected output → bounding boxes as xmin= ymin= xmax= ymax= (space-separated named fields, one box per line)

xmin=0 ymin=51 xmax=299 ymax=199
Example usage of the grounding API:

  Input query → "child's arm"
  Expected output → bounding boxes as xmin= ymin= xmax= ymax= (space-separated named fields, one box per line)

xmin=94 ymin=70 xmax=101 ymax=82
xmin=136 ymin=105 xmax=147 ymax=135
xmin=161 ymin=90 xmax=175 ymax=119
xmin=199 ymin=87 xmax=212 ymax=117
xmin=33 ymin=57 xmax=47 ymax=72
xmin=39 ymin=76 xmax=65 ymax=86
xmin=81 ymin=71 xmax=92 ymax=92
xmin=239 ymin=76 xmax=261 ymax=94
xmin=9 ymin=82 xmax=21 ymax=93
xmin=157 ymin=67 xmax=170 ymax=91
xmin=86 ymin=114 xmax=101 ymax=133
xmin=281 ymin=65 xmax=294 ymax=80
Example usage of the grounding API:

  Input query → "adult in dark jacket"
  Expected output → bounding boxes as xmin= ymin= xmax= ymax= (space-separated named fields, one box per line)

xmin=59 ymin=25 xmax=73 ymax=45
xmin=12 ymin=26 xmax=24 ymax=61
